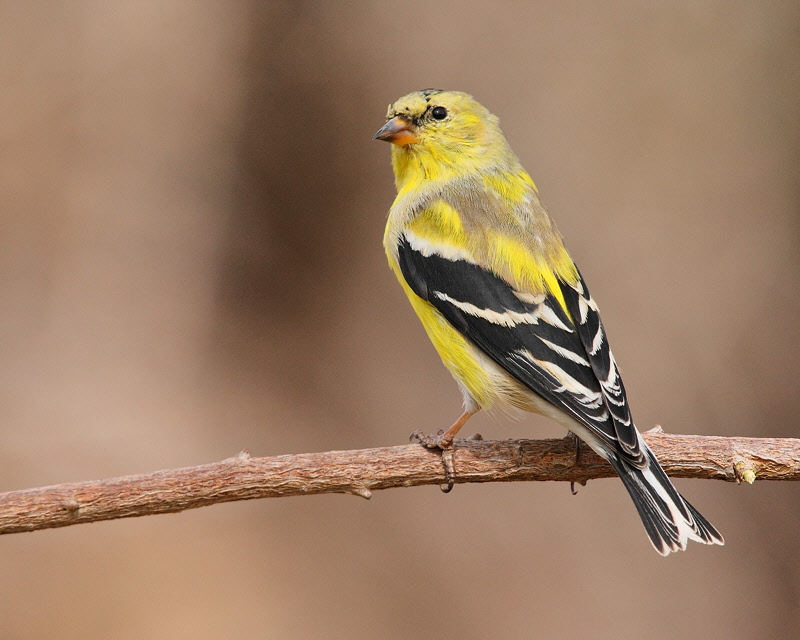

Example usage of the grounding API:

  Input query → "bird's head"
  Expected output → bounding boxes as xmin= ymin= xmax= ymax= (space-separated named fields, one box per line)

xmin=374 ymin=89 xmax=512 ymax=188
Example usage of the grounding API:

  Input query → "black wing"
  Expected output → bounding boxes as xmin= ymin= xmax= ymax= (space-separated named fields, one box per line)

xmin=397 ymin=234 xmax=644 ymax=467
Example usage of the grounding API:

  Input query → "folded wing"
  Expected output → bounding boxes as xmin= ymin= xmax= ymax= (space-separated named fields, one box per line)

xmin=397 ymin=233 xmax=644 ymax=468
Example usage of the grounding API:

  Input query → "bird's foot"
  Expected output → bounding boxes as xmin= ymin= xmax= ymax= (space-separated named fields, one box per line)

xmin=565 ymin=430 xmax=582 ymax=465
xmin=410 ymin=429 xmax=457 ymax=492
xmin=565 ymin=431 xmax=584 ymax=495
xmin=409 ymin=411 xmax=478 ymax=493
xmin=409 ymin=428 xmax=453 ymax=450
xmin=407 ymin=431 xmax=482 ymax=493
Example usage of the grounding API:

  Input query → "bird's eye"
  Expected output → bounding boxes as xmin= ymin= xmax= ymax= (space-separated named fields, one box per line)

xmin=431 ymin=106 xmax=448 ymax=120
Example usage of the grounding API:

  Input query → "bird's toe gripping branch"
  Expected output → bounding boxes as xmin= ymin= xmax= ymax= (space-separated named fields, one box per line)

xmin=409 ymin=429 xmax=457 ymax=492
xmin=564 ymin=431 xmax=587 ymax=495
xmin=410 ymin=411 xmax=479 ymax=492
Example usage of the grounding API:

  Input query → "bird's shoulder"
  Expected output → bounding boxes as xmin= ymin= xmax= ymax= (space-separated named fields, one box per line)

xmin=387 ymin=174 xmax=576 ymax=303
xmin=387 ymin=170 xmax=548 ymax=248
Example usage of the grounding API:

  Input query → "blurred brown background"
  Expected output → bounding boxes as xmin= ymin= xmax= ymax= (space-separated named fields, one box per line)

xmin=2 ymin=1 xmax=799 ymax=638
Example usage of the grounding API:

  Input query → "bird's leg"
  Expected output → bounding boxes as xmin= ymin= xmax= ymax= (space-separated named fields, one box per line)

xmin=568 ymin=431 xmax=582 ymax=495
xmin=410 ymin=410 xmax=476 ymax=450
xmin=569 ymin=430 xmax=582 ymax=465
xmin=410 ymin=410 xmax=478 ymax=492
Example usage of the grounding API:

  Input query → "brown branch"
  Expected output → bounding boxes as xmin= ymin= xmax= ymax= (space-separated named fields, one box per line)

xmin=1 ymin=429 xmax=798 ymax=535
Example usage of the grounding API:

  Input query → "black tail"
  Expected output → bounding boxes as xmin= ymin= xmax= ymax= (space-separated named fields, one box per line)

xmin=608 ymin=445 xmax=724 ymax=555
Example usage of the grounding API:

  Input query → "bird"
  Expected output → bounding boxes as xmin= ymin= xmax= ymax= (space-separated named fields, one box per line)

xmin=373 ymin=89 xmax=724 ymax=555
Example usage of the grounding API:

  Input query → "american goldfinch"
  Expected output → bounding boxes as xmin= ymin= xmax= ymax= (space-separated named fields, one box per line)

xmin=374 ymin=89 xmax=723 ymax=555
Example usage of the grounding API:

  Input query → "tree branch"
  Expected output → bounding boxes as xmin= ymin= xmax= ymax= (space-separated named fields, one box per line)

xmin=2 ymin=429 xmax=798 ymax=535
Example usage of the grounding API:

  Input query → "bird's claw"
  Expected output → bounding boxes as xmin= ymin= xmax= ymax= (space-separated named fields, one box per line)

xmin=409 ymin=429 xmax=457 ymax=492
xmin=409 ymin=428 xmax=452 ymax=450
xmin=566 ymin=432 xmax=585 ymax=495
xmin=565 ymin=431 xmax=582 ymax=465
xmin=440 ymin=448 xmax=456 ymax=493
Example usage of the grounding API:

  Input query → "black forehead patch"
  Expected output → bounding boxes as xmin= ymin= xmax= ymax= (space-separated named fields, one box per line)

xmin=420 ymin=88 xmax=445 ymax=102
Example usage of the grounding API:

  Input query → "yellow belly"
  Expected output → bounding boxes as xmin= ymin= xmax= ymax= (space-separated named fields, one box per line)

xmin=389 ymin=256 xmax=543 ymax=414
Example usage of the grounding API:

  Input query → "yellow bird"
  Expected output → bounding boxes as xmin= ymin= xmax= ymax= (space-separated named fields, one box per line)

xmin=374 ymin=89 xmax=723 ymax=555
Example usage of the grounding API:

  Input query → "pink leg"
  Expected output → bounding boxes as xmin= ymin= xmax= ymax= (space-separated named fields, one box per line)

xmin=411 ymin=410 xmax=478 ymax=450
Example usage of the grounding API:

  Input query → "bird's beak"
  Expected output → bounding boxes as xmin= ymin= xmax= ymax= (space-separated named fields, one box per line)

xmin=373 ymin=116 xmax=418 ymax=146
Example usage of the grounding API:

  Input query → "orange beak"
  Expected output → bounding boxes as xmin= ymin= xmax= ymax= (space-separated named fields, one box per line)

xmin=373 ymin=116 xmax=418 ymax=146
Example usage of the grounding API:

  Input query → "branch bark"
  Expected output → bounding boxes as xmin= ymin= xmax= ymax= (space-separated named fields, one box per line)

xmin=2 ymin=429 xmax=798 ymax=535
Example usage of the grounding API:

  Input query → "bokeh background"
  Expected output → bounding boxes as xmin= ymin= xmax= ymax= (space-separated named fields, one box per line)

xmin=2 ymin=1 xmax=799 ymax=638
